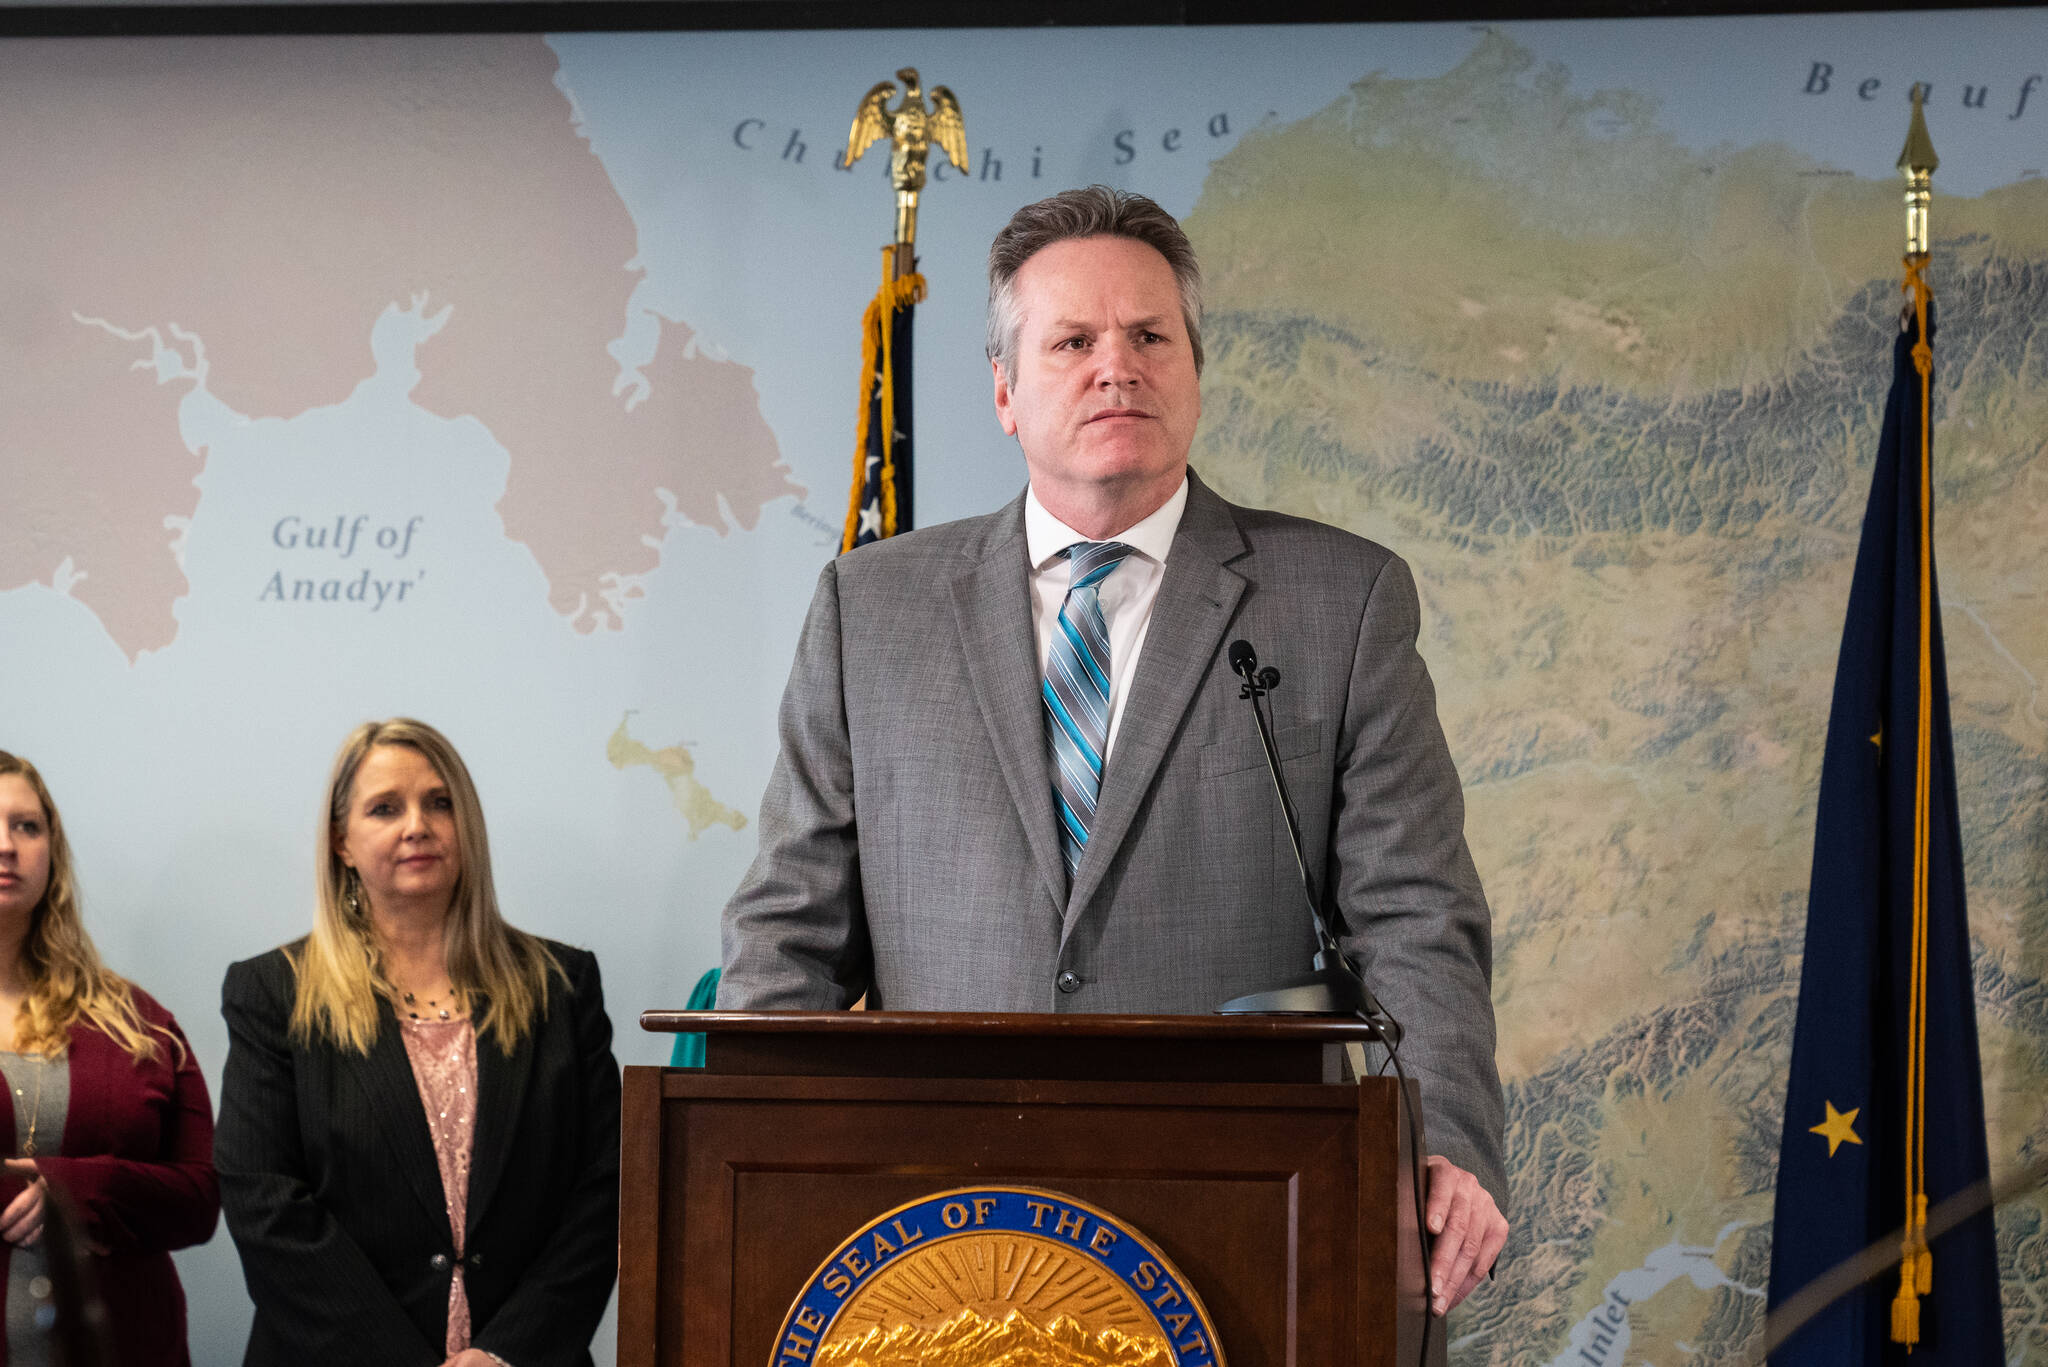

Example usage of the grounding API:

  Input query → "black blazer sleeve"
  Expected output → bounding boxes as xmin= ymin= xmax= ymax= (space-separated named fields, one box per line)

xmin=470 ymin=947 xmax=621 ymax=1366
xmin=214 ymin=951 xmax=442 ymax=1366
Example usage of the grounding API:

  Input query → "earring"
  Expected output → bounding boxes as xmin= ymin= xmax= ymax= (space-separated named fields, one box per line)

xmin=342 ymin=873 xmax=362 ymax=918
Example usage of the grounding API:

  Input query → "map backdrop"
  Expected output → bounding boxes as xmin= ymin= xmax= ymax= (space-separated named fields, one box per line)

xmin=1 ymin=12 xmax=2043 ymax=1363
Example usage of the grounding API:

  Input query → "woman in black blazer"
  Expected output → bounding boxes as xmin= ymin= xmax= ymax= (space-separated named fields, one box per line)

xmin=216 ymin=719 xmax=619 ymax=1367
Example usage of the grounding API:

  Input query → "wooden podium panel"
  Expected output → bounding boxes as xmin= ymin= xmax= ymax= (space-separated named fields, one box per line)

xmin=621 ymin=1013 xmax=1433 ymax=1367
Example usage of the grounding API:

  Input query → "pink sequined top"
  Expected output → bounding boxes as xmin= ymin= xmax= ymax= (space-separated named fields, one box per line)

xmin=400 ymin=1017 xmax=478 ymax=1356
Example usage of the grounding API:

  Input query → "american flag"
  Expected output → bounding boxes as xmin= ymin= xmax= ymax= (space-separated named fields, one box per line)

xmin=841 ymin=269 xmax=924 ymax=551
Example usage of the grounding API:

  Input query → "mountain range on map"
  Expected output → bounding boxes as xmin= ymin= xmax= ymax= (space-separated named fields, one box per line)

xmin=1188 ymin=32 xmax=2047 ymax=1364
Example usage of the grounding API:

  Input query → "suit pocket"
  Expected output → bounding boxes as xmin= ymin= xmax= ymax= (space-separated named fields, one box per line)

xmin=1199 ymin=720 xmax=1323 ymax=778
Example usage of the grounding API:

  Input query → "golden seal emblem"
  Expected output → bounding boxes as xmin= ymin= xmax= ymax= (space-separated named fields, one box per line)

xmin=773 ymin=1186 xmax=1224 ymax=1367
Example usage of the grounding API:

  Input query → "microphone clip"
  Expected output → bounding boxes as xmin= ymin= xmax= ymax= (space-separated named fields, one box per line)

xmin=1229 ymin=641 xmax=1282 ymax=700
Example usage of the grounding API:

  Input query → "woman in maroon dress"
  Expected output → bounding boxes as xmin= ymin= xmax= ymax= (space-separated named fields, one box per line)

xmin=0 ymin=751 xmax=218 ymax=1367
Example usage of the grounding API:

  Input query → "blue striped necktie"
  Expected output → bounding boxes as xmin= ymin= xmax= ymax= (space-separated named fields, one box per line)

xmin=1044 ymin=541 xmax=1134 ymax=882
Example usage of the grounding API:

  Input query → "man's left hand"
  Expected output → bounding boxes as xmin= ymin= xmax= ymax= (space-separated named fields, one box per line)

xmin=1424 ymin=1155 xmax=1507 ymax=1316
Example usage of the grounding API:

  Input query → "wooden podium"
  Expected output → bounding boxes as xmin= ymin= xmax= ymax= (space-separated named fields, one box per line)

xmin=622 ymin=1011 xmax=1435 ymax=1367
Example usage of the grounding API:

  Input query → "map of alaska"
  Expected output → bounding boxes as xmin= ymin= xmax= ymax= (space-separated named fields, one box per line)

xmin=1184 ymin=33 xmax=2047 ymax=1362
xmin=0 ymin=35 xmax=801 ymax=655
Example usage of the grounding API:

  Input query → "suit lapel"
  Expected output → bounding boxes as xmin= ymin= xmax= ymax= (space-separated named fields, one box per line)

xmin=464 ymin=1008 xmax=533 ymax=1239
xmin=1064 ymin=474 xmax=1248 ymax=932
xmin=950 ymin=496 xmax=1070 ymax=910
xmin=358 ymin=1003 xmax=453 ymax=1238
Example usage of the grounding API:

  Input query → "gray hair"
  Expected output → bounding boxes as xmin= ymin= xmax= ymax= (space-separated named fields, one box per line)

xmin=985 ymin=185 xmax=1204 ymax=384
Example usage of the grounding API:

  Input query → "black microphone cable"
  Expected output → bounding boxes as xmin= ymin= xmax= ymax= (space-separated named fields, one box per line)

xmin=1353 ymin=1003 xmax=1437 ymax=1367
xmin=1229 ymin=638 xmax=1434 ymax=1365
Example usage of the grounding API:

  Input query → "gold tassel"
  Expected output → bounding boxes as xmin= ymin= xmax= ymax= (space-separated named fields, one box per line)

xmin=1891 ymin=1257 xmax=1922 ymax=1348
xmin=1891 ymin=1293 xmax=1920 ymax=1348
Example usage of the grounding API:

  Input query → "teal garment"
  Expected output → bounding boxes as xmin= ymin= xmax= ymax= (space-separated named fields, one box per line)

xmin=667 ymin=968 xmax=721 ymax=1067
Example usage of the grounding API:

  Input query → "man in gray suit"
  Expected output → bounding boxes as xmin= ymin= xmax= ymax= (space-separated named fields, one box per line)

xmin=721 ymin=186 xmax=1508 ymax=1312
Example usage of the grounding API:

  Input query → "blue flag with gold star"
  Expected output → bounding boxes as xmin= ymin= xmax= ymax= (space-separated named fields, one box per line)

xmin=1765 ymin=267 xmax=2002 ymax=1362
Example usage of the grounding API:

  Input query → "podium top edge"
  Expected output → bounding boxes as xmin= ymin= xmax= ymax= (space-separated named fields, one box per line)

xmin=638 ymin=1009 xmax=1386 ymax=1040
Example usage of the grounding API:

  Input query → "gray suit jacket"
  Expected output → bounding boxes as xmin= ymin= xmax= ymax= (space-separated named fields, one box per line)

xmin=720 ymin=470 xmax=1506 ymax=1203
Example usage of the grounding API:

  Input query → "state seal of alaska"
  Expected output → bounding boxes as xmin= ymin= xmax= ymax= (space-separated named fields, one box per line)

xmin=772 ymin=1186 xmax=1225 ymax=1367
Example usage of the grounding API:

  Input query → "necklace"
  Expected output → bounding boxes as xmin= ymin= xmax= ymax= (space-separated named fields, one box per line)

xmin=402 ymin=986 xmax=461 ymax=1022
xmin=14 ymin=1054 xmax=45 ymax=1158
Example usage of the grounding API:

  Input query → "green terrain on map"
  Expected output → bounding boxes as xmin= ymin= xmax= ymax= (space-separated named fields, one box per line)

xmin=1184 ymin=33 xmax=2048 ymax=1363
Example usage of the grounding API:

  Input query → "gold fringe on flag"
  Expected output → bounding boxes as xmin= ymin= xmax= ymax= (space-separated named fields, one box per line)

xmin=841 ymin=270 xmax=928 ymax=552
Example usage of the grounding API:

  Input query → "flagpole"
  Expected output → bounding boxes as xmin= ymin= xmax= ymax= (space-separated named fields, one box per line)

xmin=839 ymin=69 xmax=967 ymax=553
xmin=1764 ymin=89 xmax=2001 ymax=1364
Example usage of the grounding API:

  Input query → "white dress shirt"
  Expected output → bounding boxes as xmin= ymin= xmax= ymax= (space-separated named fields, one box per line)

xmin=1024 ymin=476 xmax=1190 ymax=762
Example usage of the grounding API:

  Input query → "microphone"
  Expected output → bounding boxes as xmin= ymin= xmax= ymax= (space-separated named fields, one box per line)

xmin=1216 ymin=638 xmax=1403 ymax=1043
xmin=1227 ymin=639 xmax=1271 ymax=687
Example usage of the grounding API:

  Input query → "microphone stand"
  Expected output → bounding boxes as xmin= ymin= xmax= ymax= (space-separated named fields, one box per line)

xmin=1214 ymin=640 xmax=1435 ymax=1367
xmin=1217 ymin=641 xmax=1401 ymax=1044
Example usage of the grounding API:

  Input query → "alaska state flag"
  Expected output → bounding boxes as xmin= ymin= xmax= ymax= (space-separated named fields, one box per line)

xmin=1765 ymin=290 xmax=2002 ymax=1361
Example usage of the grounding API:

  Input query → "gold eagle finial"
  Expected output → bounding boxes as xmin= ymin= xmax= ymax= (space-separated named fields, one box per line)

xmin=846 ymin=67 xmax=968 ymax=252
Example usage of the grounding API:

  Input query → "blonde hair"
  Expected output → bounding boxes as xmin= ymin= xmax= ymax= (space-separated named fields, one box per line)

xmin=0 ymin=751 xmax=173 ymax=1065
xmin=289 ymin=718 xmax=561 ymax=1055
